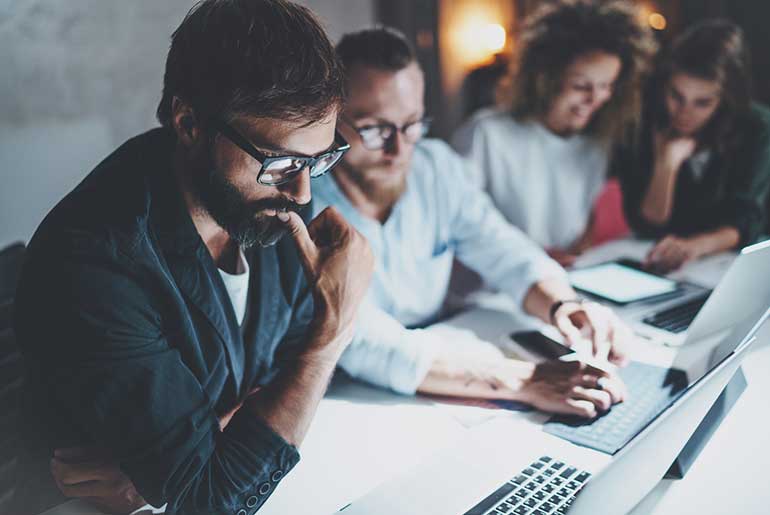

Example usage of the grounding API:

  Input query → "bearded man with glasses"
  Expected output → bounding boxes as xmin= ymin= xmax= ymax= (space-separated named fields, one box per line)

xmin=313 ymin=27 xmax=635 ymax=421
xmin=13 ymin=1 xmax=373 ymax=514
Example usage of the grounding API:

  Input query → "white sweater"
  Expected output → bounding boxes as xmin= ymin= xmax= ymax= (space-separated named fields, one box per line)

xmin=453 ymin=108 xmax=609 ymax=249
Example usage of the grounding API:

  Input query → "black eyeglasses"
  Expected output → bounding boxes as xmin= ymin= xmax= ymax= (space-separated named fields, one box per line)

xmin=341 ymin=116 xmax=432 ymax=150
xmin=216 ymin=120 xmax=350 ymax=186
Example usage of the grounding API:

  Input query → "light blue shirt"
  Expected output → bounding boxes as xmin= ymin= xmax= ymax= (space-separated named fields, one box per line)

xmin=313 ymin=139 xmax=566 ymax=395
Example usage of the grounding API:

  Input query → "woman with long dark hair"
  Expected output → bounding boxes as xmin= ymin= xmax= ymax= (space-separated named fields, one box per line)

xmin=617 ymin=19 xmax=770 ymax=272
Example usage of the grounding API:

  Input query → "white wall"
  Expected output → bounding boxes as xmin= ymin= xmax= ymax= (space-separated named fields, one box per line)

xmin=0 ymin=0 xmax=374 ymax=248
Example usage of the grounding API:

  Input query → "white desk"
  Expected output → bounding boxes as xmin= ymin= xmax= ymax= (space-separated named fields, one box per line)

xmin=42 ymin=239 xmax=770 ymax=515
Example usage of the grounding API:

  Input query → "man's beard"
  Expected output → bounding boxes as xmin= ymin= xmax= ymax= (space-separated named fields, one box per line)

xmin=190 ymin=148 xmax=307 ymax=248
xmin=344 ymin=162 xmax=408 ymax=209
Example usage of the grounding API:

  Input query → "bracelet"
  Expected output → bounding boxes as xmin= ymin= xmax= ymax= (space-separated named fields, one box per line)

xmin=549 ymin=298 xmax=584 ymax=325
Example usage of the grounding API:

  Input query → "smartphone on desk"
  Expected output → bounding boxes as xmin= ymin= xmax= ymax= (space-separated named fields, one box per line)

xmin=510 ymin=331 xmax=574 ymax=360
xmin=511 ymin=331 xmax=617 ymax=374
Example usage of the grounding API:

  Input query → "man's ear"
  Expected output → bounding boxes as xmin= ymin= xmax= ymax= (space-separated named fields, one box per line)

xmin=170 ymin=96 xmax=201 ymax=147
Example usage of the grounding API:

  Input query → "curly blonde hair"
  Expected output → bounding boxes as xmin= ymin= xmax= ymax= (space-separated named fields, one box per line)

xmin=509 ymin=0 xmax=657 ymax=143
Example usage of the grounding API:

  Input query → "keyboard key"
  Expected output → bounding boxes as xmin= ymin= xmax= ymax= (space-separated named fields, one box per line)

xmin=557 ymin=488 xmax=571 ymax=497
xmin=552 ymin=462 xmax=564 ymax=470
xmin=574 ymin=472 xmax=591 ymax=483
xmin=533 ymin=491 xmax=546 ymax=501
xmin=551 ymin=478 xmax=564 ymax=486
xmin=539 ymin=456 xmax=552 ymax=463
xmin=512 ymin=475 xmax=528 ymax=485
xmin=515 ymin=490 xmax=529 ymax=499
xmin=560 ymin=467 xmax=577 ymax=479
xmin=496 ymin=503 xmax=512 ymax=513
xmin=514 ymin=506 xmax=529 ymax=515
xmin=549 ymin=495 xmax=563 ymax=505
xmin=540 ymin=502 xmax=554 ymax=513
xmin=534 ymin=475 xmax=547 ymax=484
xmin=565 ymin=481 xmax=580 ymax=491
xmin=523 ymin=468 xmax=535 ymax=476
xmin=543 ymin=469 xmax=555 ymax=477
xmin=532 ymin=461 xmax=544 ymax=470
xmin=524 ymin=498 xmax=538 ymax=508
xmin=533 ymin=510 xmax=546 ymax=515
xmin=542 ymin=484 xmax=555 ymax=493
xmin=525 ymin=482 xmax=538 ymax=491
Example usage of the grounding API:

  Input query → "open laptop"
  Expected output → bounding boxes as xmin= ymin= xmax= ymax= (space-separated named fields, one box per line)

xmin=337 ymin=308 xmax=767 ymax=515
xmin=577 ymin=239 xmax=770 ymax=346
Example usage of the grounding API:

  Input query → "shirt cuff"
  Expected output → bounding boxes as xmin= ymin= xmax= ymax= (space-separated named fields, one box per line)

xmin=388 ymin=329 xmax=442 ymax=395
xmin=506 ymin=257 xmax=568 ymax=309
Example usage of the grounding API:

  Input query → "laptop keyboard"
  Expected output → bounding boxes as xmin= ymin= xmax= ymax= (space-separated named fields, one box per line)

xmin=544 ymin=361 xmax=688 ymax=454
xmin=463 ymin=456 xmax=591 ymax=515
xmin=642 ymin=293 xmax=710 ymax=333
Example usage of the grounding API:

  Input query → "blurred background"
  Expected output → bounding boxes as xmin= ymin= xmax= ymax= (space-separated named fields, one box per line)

xmin=1 ymin=0 xmax=768 ymax=247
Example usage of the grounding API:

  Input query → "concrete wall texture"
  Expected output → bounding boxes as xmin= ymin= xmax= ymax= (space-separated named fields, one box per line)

xmin=0 ymin=0 xmax=374 ymax=247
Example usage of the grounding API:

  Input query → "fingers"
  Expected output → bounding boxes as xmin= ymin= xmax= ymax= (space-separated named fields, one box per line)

xmin=646 ymin=237 xmax=685 ymax=272
xmin=553 ymin=311 xmax=584 ymax=348
xmin=51 ymin=458 xmax=115 ymax=485
xmin=53 ymin=446 xmax=104 ymax=461
xmin=607 ymin=318 xmax=631 ymax=366
xmin=581 ymin=304 xmax=611 ymax=361
xmin=564 ymin=398 xmax=598 ymax=418
xmin=571 ymin=385 xmax=613 ymax=413
xmin=280 ymin=210 xmax=319 ymax=273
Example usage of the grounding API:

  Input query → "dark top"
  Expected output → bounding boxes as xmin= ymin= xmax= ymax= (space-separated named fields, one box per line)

xmin=614 ymin=103 xmax=770 ymax=246
xmin=13 ymin=128 xmax=314 ymax=515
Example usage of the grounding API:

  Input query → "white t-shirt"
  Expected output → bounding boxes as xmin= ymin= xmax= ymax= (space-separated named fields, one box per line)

xmin=453 ymin=108 xmax=609 ymax=249
xmin=217 ymin=248 xmax=250 ymax=326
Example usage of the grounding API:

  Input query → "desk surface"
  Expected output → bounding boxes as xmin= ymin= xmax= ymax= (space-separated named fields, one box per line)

xmin=41 ymin=239 xmax=770 ymax=515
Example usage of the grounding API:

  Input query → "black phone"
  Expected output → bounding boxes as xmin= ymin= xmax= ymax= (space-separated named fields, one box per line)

xmin=510 ymin=331 xmax=574 ymax=360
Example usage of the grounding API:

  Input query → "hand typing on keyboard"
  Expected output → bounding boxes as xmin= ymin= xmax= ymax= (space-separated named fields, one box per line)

xmin=517 ymin=360 xmax=627 ymax=418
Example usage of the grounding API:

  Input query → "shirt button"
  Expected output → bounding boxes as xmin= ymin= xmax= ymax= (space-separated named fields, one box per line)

xmin=246 ymin=495 xmax=258 ymax=507
xmin=236 ymin=510 xmax=247 ymax=515
xmin=271 ymin=470 xmax=284 ymax=482
xmin=259 ymin=482 xmax=271 ymax=495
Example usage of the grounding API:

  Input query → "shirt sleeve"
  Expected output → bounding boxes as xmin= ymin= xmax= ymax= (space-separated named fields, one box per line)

xmin=718 ymin=120 xmax=770 ymax=246
xmin=434 ymin=142 xmax=568 ymax=306
xmin=336 ymin=299 xmax=442 ymax=395
xmin=15 ymin=251 xmax=298 ymax=515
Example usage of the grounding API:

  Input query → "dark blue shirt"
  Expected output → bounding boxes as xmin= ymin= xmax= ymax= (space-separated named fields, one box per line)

xmin=13 ymin=128 xmax=314 ymax=515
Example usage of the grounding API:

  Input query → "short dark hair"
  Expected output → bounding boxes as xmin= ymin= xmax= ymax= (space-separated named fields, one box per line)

xmin=649 ymin=19 xmax=752 ymax=154
xmin=156 ymin=0 xmax=343 ymax=127
xmin=336 ymin=26 xmax=416 ymax=72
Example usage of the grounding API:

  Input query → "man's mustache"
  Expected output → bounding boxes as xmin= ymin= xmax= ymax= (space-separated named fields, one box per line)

xmin=248 ymin=197 xmax=309 ymax=215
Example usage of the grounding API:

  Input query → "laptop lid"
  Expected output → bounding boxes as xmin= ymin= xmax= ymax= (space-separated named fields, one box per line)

xmin=569 ymin=330 xmax=760 ymax=515
xmin=684 ymin=239 xmax=770 ymax=344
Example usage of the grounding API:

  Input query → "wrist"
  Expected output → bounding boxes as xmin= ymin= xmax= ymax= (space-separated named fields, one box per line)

xmin=505 ymin=360 xmax=537 ymax=403
xmin=549 ymin=298 xmax=584 ymax=325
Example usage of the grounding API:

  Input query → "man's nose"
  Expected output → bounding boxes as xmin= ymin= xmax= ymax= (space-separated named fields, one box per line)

xmin=383 ymin=129 xmax=405 ymax=156
xmin=277 ymin=168 xmax=312 ymax=206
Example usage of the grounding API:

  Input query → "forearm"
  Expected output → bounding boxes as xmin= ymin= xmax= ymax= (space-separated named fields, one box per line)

xmin=568 ymin=210 xmax=596 ymax=254
xmin=523 ymin=277 xmax=579 ymax=324
xmin=417 ymin=355 xmax=534 ymax=401
xmin=246 ymin=327 xmax=346 ymax=447
xmin=640 ymin=161 xmax=679 ymax=225
xmin=689 ymin=226 xmax=741 ymax=257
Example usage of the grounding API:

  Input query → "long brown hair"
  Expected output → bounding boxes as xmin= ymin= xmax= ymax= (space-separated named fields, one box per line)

xmin=648 ymin=19 xmax=753 ymax=155
xmin=509 ymin=0 xmax=656 ymax=144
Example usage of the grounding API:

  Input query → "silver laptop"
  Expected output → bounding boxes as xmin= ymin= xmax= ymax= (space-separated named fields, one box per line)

xmin=611 ymin=239 xmax=770 ymax=346
xmin=337 ymin=309 xmax=767 ymax=515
